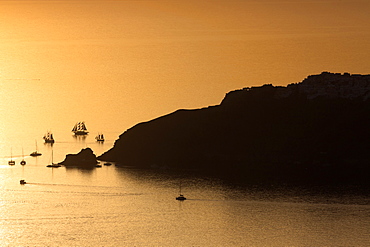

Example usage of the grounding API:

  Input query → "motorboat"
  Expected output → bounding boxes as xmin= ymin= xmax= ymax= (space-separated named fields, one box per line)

xmin=30 ymin=151 xmax=42 ymax=157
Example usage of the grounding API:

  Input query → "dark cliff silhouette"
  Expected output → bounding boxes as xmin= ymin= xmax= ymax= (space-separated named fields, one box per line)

xmin=98 ymin=72 xmax=370 ymax=185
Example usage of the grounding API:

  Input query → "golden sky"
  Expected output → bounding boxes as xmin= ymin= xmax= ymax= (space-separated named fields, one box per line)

xmin=0 ymin=0 xmax=369 ymax=130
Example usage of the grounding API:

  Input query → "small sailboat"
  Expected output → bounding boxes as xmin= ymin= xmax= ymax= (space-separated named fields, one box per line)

xmin=43 ymin=131 xmax=55 ymax=143
xmin=8 ymin=148 xmax=15 ymax=166
xmin=46 ymin=150 xmax=61 ymax=168
xmin=20 ymin=148 xmax=26 ymax=165
xmin=72 ymin=121 xmax=89 ymax=135
xmin=95 ymin=133 xmax=104 ymax=142
xmin=176 ymin=182 xmax=186 ymax=201
xmin=30 ymin=141 xmax=42 ymax=156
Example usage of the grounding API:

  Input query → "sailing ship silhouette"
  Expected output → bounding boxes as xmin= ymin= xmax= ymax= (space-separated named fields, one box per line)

xmin=72 ymin=122 xmax=89 ymax=135
xmin=95 ymin=133 xmax=104 ymax=142
xmin=43 ymin=131 xmax=55 ymax=143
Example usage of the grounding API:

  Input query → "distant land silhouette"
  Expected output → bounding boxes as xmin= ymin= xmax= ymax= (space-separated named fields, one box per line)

xmin=98 ymin=72 xmax=370 ymax=186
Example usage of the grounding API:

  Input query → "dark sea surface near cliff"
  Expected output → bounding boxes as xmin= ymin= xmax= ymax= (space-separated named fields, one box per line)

xmin=1 ymin=165 xmax=369 ymax=246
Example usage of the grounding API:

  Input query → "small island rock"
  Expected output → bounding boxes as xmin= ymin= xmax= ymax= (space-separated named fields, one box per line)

xmin=59 ymin=148 xmax=98 ymax=168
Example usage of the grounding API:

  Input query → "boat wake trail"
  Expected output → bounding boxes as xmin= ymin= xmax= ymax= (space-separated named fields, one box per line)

xmin=185 ymin=199 xmax=223 ymax=201
xmin=25 ymin=182 xmax=125 ymax=190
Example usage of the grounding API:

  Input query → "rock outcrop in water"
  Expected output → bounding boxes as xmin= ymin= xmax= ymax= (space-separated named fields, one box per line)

xmin=98 ymin=72 xmax=370 ymax=185
xmin=60 ymin=148 xmax=98 ymax=168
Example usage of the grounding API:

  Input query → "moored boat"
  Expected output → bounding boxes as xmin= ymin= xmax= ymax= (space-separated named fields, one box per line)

xmin=46 ymin=164 xmax=61 ymax=168
xmin=20 ymin=148 xmax=26 ymax=165
xmin=46 ymin=150 xmax=61 ymax=168
xmin=8 ymin=148 xmax=15 ymax=165
xmin=176 ymin=182 xmax=186 ymax=200
xmin=176 ymin=195 xmax=186 ymax=200
xmin=30 ymin=141 xmax=42 ymax=156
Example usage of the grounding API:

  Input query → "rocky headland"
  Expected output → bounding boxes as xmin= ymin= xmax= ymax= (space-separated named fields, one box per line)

xmin=98 ymin=72 xmax=370 ymax=185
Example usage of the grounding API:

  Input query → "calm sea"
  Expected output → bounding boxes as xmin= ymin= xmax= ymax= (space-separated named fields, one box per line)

xmin=1 ymin=162 xmax=369 ymax=246
xmin=0 ymin=82 xmax=369 ymax=247
xmin=1 ymin=1 xmax=369 ymax=246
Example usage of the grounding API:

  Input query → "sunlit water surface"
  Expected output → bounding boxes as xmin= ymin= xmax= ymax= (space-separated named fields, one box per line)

xmin=0 ymin=164 xmax=369 ymax=246
xmin=1 ymin=1 xmax=370 ymax=246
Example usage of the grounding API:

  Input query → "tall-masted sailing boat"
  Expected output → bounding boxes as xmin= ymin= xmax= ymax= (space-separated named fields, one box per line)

xmin=30 ymin=141 xmax=42 ymax=156
xmin=46 ymin=150 xmax=61 ymax=168
xmin=43 ymin=131 xmax=55 ymax=143
xmin=176 ymin=182 xmax=186 ymax=201
xmin=20 ymin=148 xmax=26 ymax=165
xmin=72 ymin=122 xmax=89 ymax=135
xmin=8 ymin=148 xmax=15 ymax=166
